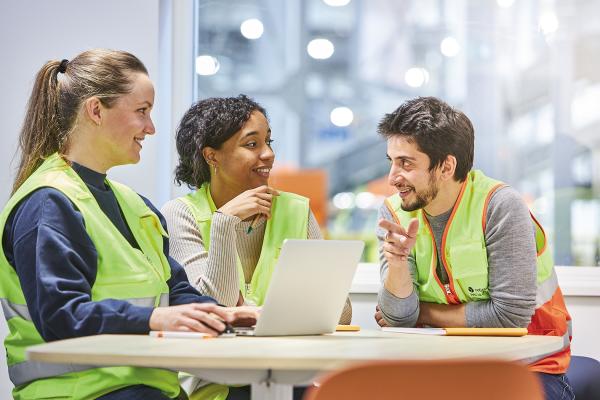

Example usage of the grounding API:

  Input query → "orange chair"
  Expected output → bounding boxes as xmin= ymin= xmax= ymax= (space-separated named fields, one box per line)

xmin=303 ymin=359 xmax=544 ymax=400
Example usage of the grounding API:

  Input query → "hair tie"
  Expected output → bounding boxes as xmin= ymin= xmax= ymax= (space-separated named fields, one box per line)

xmin=58 ymin=59 xmax=69 ymax=74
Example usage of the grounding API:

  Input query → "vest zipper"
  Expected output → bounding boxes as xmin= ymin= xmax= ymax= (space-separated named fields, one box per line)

xmin=423 ymin=214 xmax=460 ymax=305
xmin=444 ymin=283 xmax=452 ymax=296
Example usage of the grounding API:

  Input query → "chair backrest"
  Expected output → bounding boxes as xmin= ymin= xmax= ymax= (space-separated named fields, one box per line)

xmin=303 ymin=359 xmax=544 ymax=400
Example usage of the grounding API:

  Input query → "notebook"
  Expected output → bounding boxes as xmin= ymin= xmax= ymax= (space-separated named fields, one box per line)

xmin=235 ymin=239 xmax=364 ymax=336
xmin=381 ymin=327 xmax=528 ymax=337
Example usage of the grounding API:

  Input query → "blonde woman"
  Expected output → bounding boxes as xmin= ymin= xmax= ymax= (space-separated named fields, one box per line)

xmin=0 ymin=50 xmax=255 ymax=400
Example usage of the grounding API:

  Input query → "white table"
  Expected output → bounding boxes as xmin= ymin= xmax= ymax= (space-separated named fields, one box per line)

xmin=27 ymin=330 xmax=563 ymax=400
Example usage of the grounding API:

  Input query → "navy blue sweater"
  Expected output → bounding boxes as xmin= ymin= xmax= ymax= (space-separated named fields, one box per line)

xmin=1 ymin=163 xmax=216 ymax=342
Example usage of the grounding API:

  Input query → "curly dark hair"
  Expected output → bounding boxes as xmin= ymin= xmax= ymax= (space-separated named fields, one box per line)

xmin=377 ymin=96 xmax=474 ymax=182
xmin=174 ymin=94 xmax=267 ymax=189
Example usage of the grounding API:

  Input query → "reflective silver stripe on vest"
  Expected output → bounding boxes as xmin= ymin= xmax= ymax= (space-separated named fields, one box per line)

xmin=9 ymin=360 xmax=96 ymax=387
xmin=3 ymin=295 xmax=169 ymax=385
xmin=159 ymin=293 xmax=169 ymax=307
xmin=7 ymin=293 xmax=168 ymax=386
xmin=522 ymin=330 xmax=571 ymax=366
xmin=0 ymin=298 xmax=31 ymax=321
xmin=1 ymin=296 xmax=169 ymax=323
xmin=125 ymin=294 xmax=169 ymax=307
xmin=127 ymin=296 xmax=158 ymax=308
xmin=9 ymin=359 xmax=178 ymax=386
xmin=535 ymin=269 xmax=559 ymax=308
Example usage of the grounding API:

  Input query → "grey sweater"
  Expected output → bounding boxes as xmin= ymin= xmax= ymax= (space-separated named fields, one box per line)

xmin=162 ymin=198 xmax=352 ymax=324
xmin=377 ymin=186 xmax=537 ymax=328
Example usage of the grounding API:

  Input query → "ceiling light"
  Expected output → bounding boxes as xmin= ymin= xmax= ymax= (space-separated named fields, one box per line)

xmin=539 ymin=12 xmax=559 ymax=35
xmin=323 ymin=0 xmax=351 ymax=6
xmin=330 ymin=107 xmax=354 ymax=127
xmin=240 ymin=18 xmax=264 ymax=40
xmin=440 ymin=37 xmax=460 ymax=57
xmin=307 ymin=38 xmax=335 ymax=60
xmin=404 ymin=67 xmax=429 ymax=88
xmin=496 ymin=0 xmax=515 ymax=8
xmin=195 ymin=55 xmax=220 ymax=76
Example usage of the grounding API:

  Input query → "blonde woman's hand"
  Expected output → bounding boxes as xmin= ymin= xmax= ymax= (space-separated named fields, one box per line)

xmin=218 ymin=185 xmax=279 ymax=221
xmin=149 ymin=303 xmax=233 ymax=336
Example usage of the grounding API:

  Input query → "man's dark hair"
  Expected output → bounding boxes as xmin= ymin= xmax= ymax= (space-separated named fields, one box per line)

xmin=377 ymin=96 xmax=474 ymax=182
xmin=174 ymin=94 xmax=267 ymax=189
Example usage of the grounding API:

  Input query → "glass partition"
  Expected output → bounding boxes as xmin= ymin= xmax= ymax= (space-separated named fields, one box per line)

xmin=193 ymin=0 xmax=600 ymax=265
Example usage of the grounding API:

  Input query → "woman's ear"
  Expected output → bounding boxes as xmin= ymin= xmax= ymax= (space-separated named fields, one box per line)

xmin=202 ymin=147 xmax=217 ymax=167
xmin=82 ymin=97 xmax=103 ymax=126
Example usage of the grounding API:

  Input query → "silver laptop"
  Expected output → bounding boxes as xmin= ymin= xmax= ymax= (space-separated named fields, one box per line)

xmin=236 ymin=239 xmax=364 ymax=336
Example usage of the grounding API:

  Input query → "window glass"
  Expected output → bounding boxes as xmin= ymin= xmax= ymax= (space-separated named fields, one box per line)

xmin=193 ymin=0 xmax=600 ymax=266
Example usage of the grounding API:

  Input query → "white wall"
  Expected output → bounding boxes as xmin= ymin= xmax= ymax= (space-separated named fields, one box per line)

xmin=0 ymin=0 xmax=164 ymax=205
xmin=0 ymin=0 xmax=164 ymax=396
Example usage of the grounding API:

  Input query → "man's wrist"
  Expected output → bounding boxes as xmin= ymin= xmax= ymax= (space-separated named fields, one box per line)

xmin=387 ymin=257 xmax=410 ymax=270
xmin=384 ymin=270 xmax=413 ymax=299
xmin=416 ymin=302 xmax=429 ymax=326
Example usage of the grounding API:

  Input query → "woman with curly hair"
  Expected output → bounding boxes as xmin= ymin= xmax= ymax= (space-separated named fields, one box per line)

xmin=162 ymin=95 xmax=351 ymax=398
xmin=162 ymin=95 xmax=351 ymax=321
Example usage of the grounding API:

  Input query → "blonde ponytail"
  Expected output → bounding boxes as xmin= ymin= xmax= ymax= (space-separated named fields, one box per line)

xmin=13 ymin=60 xmax=63 ymax=193
xmin=12 ymin=49 xmax=148 ymax=193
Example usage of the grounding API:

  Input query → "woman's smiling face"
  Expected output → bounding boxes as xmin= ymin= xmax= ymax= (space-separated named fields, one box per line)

xmin=94 ymin=72 xmax=155 ymax=170
xmin=210 ymin=110 xmax=274 ymax=194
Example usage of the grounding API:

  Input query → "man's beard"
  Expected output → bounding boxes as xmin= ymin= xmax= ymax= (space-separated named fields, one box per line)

xmin=400 ymin=172 xmax=439 ymax=212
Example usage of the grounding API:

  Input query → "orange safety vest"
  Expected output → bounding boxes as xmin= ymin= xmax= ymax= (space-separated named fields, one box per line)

xmin=386 ymin=170 xmax=571 ymax=374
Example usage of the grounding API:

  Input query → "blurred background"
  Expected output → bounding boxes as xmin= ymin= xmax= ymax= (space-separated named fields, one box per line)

xmin=1 ymin=2 xmax=600 ymax=394
xmin=190 ymin=0 xmax=600 ymax=266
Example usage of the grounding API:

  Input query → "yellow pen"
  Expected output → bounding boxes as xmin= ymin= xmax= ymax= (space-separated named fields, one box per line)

xmin=336 ymin=325 xmax=361 ymax=332
xmin=149 ymin=331 xmax=214 ymax=339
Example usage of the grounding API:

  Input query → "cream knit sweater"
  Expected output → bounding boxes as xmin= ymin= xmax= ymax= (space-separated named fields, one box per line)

xmin=161 ymin=198 xmax=352 ymax=324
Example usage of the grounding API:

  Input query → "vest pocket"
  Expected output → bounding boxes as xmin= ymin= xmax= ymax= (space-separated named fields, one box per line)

xmin=139 ymin=214 xmax=168 ymax=238
xmin=447 ymin=241 xmax=489 ymax=299
xmin=19 ymin=376 xmax=75 ymax=399
xmin=138 ymin=214 xmax=168 ymax=256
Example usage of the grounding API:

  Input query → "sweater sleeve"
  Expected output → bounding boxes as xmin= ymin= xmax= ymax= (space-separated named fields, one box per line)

xmin=375 ymin=203 xmax=420 ymax=327
xmin=3 ymin=189 xmax=154 ymax=341
xmin=464 ymin=186 xmax=537 ymax=328
xmin=161 ymin=199 xmax=242 ymax=306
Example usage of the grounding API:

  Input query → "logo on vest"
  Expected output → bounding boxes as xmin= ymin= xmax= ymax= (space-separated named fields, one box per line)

xmin=467 ymin=286 xmax=488 ymax=298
